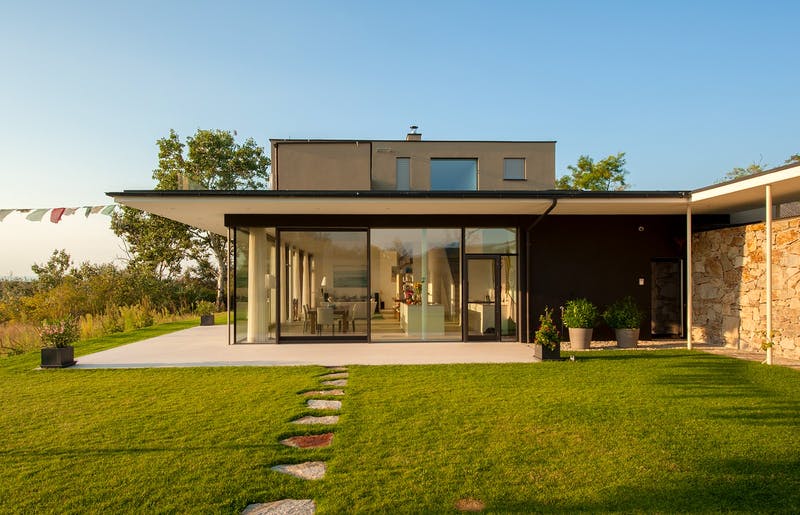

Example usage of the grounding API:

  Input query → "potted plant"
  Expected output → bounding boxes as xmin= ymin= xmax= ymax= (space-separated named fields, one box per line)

xmin=533 ymin=307 xmax=561 ymax=361
xmin=603 ymin=296 xmax=643 ymax=348
xmin=40 ymin=317 xmax=78 ymax=368
xmin=196 ymin=300 xmax=216 ymax=326
xmin=562 ymin=298 xmax=598 ymax=350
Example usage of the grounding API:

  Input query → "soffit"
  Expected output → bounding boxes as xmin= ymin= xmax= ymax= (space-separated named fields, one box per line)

xmin=109 ymin=194 xmax=691 ymax=236
xmin=690 ymin=164 xmax=800 ymax=214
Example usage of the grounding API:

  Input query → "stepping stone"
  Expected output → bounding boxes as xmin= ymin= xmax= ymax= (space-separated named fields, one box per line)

xmin=319 ymin=372 xmax=348 ymax=380
xmin=242 ymin=499 xmax=315 ymax=514
xmin=291 ymin=415 xmax=339 ymax=425
xmin=271 ymin=461 xmax=326 ymax=480
xmin=455 ymin=498 xmax=485 ymax=512
xmin=307 ymin=399 xmax=341 ymax=410
xmin=324 ymin=365 xmax=347 ymax=370
xmin=302 ymin=389 xmax=344 ymax=397
xmin=321 ymin=379 xmax=347 ymax=387
xmin=280 ymin=433 xmax=333 ymax=449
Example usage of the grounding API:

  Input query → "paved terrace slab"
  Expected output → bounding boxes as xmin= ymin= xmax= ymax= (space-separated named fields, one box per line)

xmin=74 ymin=325 xmax=538 ymax=368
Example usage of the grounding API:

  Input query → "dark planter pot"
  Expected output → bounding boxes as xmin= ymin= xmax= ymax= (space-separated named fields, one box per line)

xmin=533 ymin=342 xmax=561 ymax=361
xmin=615 ymin=328 xmax=640 ymax=348
xmin=200 ymin=314 xmax=215 ymax=326
xmin=41 ymin=346 xmax=76 ymax=368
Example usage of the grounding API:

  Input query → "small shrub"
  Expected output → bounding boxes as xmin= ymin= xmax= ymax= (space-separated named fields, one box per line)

xmin=534 ymin=307 xmax=560 ymax=351
xmin=562 ymin=298 xmax=598 ymax=328
xmin=39 ymin=317 xmax=79 ymax=348
xmin=101 ymin=306 xmax=124 ymax=334
xmin=603 ymin=296 xmax=643 ymax=329
xmin=195 ymin=300 xmax=216 ymax=316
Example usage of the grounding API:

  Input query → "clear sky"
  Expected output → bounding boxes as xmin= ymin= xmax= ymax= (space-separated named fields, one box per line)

xmin=1 ymin=0 xmax=798 ymax=276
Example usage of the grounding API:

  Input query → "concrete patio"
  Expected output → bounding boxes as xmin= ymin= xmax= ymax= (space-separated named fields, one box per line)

xmin=73 ymin=325 xmax=538 ymax=368
xmin=72 ymin=324 xmax=800 ymax=370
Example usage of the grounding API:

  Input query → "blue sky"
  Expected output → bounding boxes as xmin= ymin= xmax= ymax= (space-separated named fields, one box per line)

xmin=1 ymin=0 xmax=798 ymax=275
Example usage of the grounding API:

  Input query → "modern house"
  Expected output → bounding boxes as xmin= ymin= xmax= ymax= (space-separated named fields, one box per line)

xmin=109 ymin=130 xmax=800 ymax=361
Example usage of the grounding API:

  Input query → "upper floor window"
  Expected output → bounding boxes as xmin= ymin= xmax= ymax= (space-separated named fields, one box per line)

xmin=430 ymin=159 xmax=477 ymax=190
xmin=396 ymin=157 xmax=410 ymax=191
xmin=503 ymin=158 xmax=525 ymax=180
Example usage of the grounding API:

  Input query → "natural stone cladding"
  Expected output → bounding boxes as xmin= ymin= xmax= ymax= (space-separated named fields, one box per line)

xmin=692 ymin=216 xmax=800 ymax=360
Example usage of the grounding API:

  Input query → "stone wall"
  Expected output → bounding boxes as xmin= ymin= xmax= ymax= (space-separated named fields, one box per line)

xmin=692 ymin=216 xmax=800 ymax=360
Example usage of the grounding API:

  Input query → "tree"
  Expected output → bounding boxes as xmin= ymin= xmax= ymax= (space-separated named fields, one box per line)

xmin=31 ymin=249 xmax=72 ymax=291
xmin=112 ymin=129 xmax=270 ymax=307
xmin=720 ymin=153 xmax=799 ymax=182
xmin=556 ymin=152 xmax=629 ymax=191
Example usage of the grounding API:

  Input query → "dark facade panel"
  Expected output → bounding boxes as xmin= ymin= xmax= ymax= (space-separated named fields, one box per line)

xmin=529 ymin=215 xmax=686 ymax=341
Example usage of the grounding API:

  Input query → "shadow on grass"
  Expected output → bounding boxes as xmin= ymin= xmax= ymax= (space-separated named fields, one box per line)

xmin=494 ymin=456 xmax=800 ymax=513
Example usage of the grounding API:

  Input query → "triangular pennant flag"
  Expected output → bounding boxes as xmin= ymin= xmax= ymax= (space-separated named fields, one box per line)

xmin=84 ymin=206 xmax=93 ymax=217
xmin=50 ymin=208 xmax=66 ymax=223
xmin=63 ymin=208 xmax=78 ymax=216
xmin=26 ymin=209 xmax=48 ymax=222
xmin=0 ymin=209 xmax=13 ymax=222
xmin=100 ymin=205 xmax=116 ymax=216
xmin=16 ymin=209 xmax=31 ymax=213
xmin=90 ymin=206 xmax=104 ymax=215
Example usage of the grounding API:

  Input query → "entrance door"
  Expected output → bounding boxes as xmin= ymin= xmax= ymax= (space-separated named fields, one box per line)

xmin=466 ymin=256 xmax=501 ymax=341
xmin=651 ymin=258 xmax=683 ymax=337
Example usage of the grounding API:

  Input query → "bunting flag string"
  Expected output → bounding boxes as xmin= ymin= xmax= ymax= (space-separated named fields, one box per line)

xmin=0 ymin=205 xmax=118 ymax=223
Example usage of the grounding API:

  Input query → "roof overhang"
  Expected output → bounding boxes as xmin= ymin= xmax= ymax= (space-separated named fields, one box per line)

xmin=107 ymin=190 xmax=690 ymax=236
xmin=690 ymin=163 xmax=800 ymax=214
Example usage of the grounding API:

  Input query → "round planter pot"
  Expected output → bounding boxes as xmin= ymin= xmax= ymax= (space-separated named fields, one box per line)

xmin=615 ymin=328 xmax=640 ymax=348
xmin=568 ymin=328 xmax=593 ymax=350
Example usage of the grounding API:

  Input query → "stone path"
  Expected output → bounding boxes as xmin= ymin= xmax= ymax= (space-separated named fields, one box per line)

xmin=321 ymin=379 xmax=347 ymax=387
xmin=242 ymin=499 xmax=316 ymax=515
xmin=271 ymin=461 xmax=327 ymax=480
xmin=307 ymin=399 xmax=342 ymax=410
xmin=301 ymin=389 xmax=344 ymax=397
xmin=280 ymin=433 xmax=334 ymax=449
xmin=291 ymin=415 xmax=339 ymax=425
xmin=245 ymin=366 xmax=349 ymax=513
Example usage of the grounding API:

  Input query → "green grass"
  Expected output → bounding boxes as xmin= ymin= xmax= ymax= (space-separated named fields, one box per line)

xmin=2 ymin=332 xmax=799 ymax=513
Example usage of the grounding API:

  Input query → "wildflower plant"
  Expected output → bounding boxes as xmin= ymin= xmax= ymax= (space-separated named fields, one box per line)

xmin=39 ymin=317 xmax=79 ymax=348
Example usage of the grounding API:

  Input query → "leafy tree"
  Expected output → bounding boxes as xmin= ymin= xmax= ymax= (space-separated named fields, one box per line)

xmin=556 ymin=152 xmax=629 ymax=191
xmin=720 ymin=153 xmax=799 ymax=182
xmin=31 ymin=250 xmax=72 ymax=291
xmin=112 ymin=129 xmax=270 ymax=307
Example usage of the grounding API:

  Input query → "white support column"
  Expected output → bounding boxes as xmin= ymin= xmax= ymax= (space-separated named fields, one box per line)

xmin=227 ymin=227 xmax=231 ymax=345
xmin=686 ymin=205 xmax=693 ymax=350
xmin=292 ymin=248 xmax=301 ymax=321
xmin=302 ymin=252 xmax=310 ymax=311
xmin=247 ymin=228 xmax=268 ymax=343
xmin=766 ymin=185 xmax=773 ymax=365
xmin=309 ymin=255 xmax=317 ymax=309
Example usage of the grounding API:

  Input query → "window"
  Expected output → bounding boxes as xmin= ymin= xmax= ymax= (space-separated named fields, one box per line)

xmin=503 ymin=158 xmax=525 ymax=180
xmin=396 ymin=157 xmax=410 ymax=190
xmin=430 ymin=159 xmax=477 ymax=190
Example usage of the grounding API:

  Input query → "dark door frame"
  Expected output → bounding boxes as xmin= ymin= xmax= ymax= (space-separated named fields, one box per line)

xmin=465 ymin=254 xmax=504 ymax=342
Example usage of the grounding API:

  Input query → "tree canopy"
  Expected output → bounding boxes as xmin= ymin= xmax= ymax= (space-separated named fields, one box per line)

xmin=556 ymin=152 xmax=629 ymax=191
xmin=721 ymin=153 xmax=800 ymax=182
xmin=111 ymin=129 xmax=270 ymax=306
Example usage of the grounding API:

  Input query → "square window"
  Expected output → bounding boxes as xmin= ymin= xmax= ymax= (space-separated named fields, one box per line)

xmin=503 ymin=158 xmax=525 ymax=180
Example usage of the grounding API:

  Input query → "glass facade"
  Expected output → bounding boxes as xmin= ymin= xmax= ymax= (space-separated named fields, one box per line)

xmin=370 ymin=228 xmax=462 ymax=341
xmin=232 ymin=226 xmax=517 ymax=343
xmin=234 ymin=227 xmax=277 ymax=343
xmin=279 ymin=231 xmax=369 ymax=339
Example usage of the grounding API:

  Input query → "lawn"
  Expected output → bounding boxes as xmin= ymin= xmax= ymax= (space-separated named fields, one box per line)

xmin=1 ymin=325 xmax=799 ymax=513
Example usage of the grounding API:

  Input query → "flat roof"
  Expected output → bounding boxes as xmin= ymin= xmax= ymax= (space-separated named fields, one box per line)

xmin=107 ymin=189 xmax=691 ymax=236
xmin=270 ymin=138 xmax=557 ymax=144
xmin=107 ymin=162 xmax=800 ymax=236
